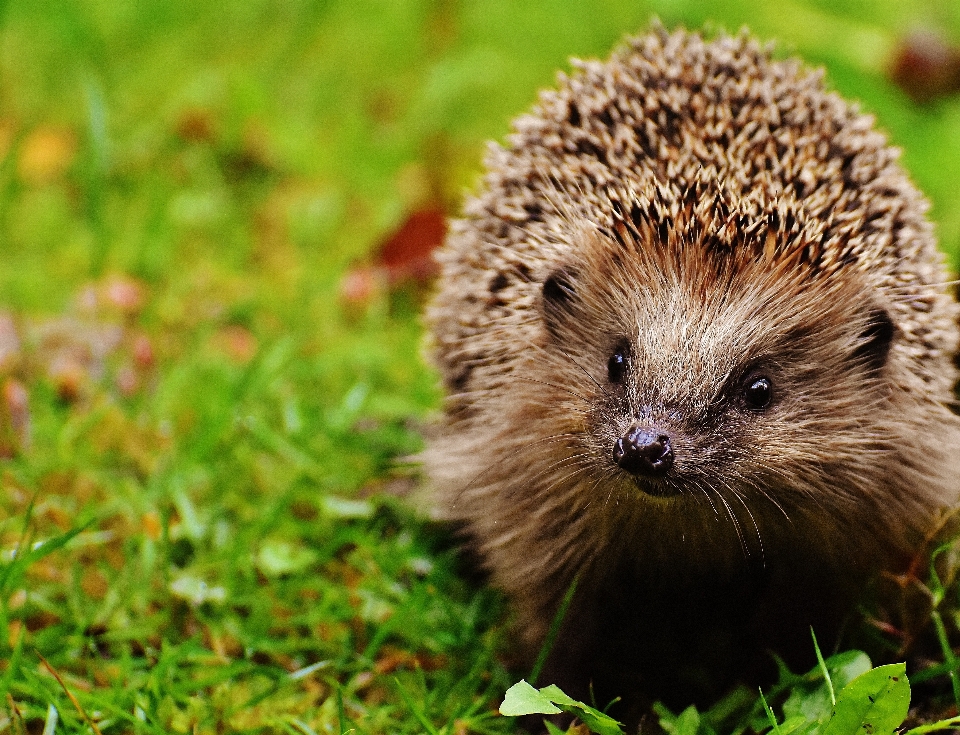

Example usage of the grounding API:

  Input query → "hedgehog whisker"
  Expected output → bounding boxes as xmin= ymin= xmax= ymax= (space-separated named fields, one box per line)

xmin=535 ymin=465 xmax=593 ymax=505
xmin=712 ymin=486 xmax=750 ymax=560
xmin=509 ymin=375 xmax=592 ymax=404
xmin=447 ymin=431 xmax=583 ymax=506
xmin=558 ymin=347 xmax=610 ymax=398
xmin=885 ymin=279 xmax=960 ymax=293
xmin=693 ymin=478 xmax=720 ymax=519
xmin=520 ymin=452 xmax=598 ymax=495
xmin=729 ymin=483 xmax=766 ymax=569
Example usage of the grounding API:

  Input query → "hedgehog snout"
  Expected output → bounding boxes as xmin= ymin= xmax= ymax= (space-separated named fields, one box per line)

xmin=613 ymin=425 xmax=674 ymax=476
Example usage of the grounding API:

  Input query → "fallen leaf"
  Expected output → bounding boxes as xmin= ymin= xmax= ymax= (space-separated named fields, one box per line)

xmin=81 ymin=568 xmax=109 ymax=599
xmin=47 ymin=353 xmax=87 ymax=402
xmin=142 ymin=511 xmax=162 ymax=541
xmin=175 ymin=108 xmax=218 ymax=144
xmin=374 ymin=206 xmax=445 ymax=284
xmin=890 ymin=30 xmax=960 ymax=103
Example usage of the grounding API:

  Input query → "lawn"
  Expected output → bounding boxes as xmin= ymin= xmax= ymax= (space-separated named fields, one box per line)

xmin=2 ymin=1 xmax=960 ymax=733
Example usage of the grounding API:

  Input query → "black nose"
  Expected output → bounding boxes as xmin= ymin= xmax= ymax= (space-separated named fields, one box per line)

xmin=613 ymin=427 xmax=674 ymax=476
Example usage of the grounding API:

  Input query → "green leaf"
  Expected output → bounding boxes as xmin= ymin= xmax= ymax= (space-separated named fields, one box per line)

xmin=822 ymin=663 xmax=910 ymax=735
xmin=672 ymin=705 xmax=702 ymax=735
xmin=540 ymin=685 xmax=624 ymax=735
xmin=500 ymin=680 xmax=562 ymax=716
xmin=255 ymin=539 xmax=318 ymax=577
xmin=778 ymin=715 xmax=818 ymax=735
xmin=500 ymin=681 xmax=625 ymax=735
xmin=784 ymin=651 xmax=873 ymax=725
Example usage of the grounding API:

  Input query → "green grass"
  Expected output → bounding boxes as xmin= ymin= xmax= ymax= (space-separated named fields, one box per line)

xmin=1 ymin=1 xmax=960 ymax=733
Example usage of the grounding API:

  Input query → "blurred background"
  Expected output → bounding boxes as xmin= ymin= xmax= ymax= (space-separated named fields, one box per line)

xmin=2 ymin=0 xmax=959 ymax=312
xmin=2 ymin=1 xmax=960 ymax=733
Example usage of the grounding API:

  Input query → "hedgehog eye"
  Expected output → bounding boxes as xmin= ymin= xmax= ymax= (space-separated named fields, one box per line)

xmin=742 ymin=376 xmax=772 ymax=409
xmin=607 ymin=346 xmax=628 ymax=384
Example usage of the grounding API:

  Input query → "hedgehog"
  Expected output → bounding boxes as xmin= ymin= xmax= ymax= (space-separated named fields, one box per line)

xmin=422 ymin=26 xmax=960 ymax=715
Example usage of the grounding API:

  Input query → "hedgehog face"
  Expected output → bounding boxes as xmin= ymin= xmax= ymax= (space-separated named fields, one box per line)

xmin=537 ymin=220 xmax=898 ymax=509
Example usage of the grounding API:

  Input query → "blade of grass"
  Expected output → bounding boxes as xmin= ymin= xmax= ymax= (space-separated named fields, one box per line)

xmin=530 ymin=574 xmax=579 ymax=685
xmin=812 ymin=628 xmax=836 ymax=706
xmin=394 ymin=677 xmax=439 ymax=735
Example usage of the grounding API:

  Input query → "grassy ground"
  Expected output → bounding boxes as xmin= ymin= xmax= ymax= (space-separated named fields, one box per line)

xmin=1 ymin=1 xmax=960 ymax=733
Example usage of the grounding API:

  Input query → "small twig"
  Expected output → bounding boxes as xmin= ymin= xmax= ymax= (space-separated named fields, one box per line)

xmin=6 ymin=693 xmax=26 ymax=735
xmin=37 ymin=653 xmax=103 ymax=735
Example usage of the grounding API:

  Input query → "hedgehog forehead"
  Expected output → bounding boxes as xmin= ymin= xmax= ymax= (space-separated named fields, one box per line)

xmin=562 ymin=222 xmax=869 ymax=386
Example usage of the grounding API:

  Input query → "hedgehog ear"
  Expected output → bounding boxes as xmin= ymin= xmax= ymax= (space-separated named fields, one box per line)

xmin=853 ymin=308 xmax=895 ymax=373
xmin=541 ymin=267 xmax=579 ymax=337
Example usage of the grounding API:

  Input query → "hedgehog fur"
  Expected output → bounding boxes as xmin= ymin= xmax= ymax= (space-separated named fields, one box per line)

xmin=422 ymin=26 xmax=960 ymax=714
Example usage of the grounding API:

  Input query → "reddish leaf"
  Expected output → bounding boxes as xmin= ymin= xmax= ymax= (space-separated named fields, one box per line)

xmin=890 ymin=30 xmax=960 ymax=103
xmin=375 ymin=206 xmax=446 ymax=284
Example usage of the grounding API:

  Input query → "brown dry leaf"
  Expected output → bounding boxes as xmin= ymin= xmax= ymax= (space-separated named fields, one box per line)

xmin=18 ymin=125 xmax=77 ymax=185
xmin=301 ymin=677 xmax=329 ymax=705
xmin=38 ymin=503 xmax=73 ymax=532
xmin=206 ymin=629 xmax=243 ymax=660
xmin=372 ymin=645 xmax=446 ymax=674
xmin=80 ymin=568 xmax=110 ymax=599
xmin=24 ymin=609 xmax=60 ymax=631
xmin=175 ymin=108 xmax=219 ymax=144
xmin=890 ymin=30 xmax=960 ymax=103
xmin=8 ymin=590 xmax=26 ymax=610
xmin=373 ymin=646 xmax=419 ymax=674
xmin=86 ymin=404 xmax=169 ymax=476
xmin=142 ymin=510 xmax=162 ymax=541
xmin=92 ymin=662 xmax=122 ymax=688
xmin=7 ymin=619 xmax=23 ymax=649
xmin=47 ymin=353 xmax=88 ymax=402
